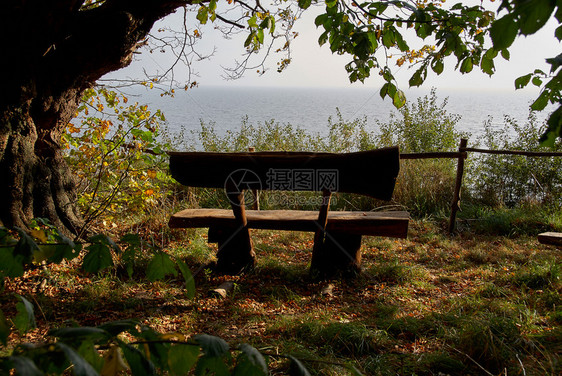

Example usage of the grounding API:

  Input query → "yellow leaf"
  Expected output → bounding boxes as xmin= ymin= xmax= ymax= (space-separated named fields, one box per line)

xmin=101 ymin=345 xmax=129 ymax=376
xmin=145 ymin=189 xmax=154 ymax=196
xmin=160 ymin=332 xmax=186 ymax=341
xmin=147 ymin=170 xmax=157 ymax=179
xmin=30 ymin=229 xmax=47 ymax=243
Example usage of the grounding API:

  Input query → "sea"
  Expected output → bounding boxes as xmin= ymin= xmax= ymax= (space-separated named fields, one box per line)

xmin=135 ymin=86 xmax=551 ymax=146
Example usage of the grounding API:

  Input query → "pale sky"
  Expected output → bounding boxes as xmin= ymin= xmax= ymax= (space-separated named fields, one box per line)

xmin=109 ymin=1 xmax=560 ymax=94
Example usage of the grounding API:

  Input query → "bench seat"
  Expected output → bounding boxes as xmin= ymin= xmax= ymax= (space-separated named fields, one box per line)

xmin=538 ymin=232 xmax=562 ymax=247
xmin=169 ymin=209 xmax=409 ymax=238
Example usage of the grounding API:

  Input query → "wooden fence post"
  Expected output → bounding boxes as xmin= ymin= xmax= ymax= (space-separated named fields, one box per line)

xmin=248 ymin=147 xmax=260 ymax=210
xmin=448 ymin=138 xmax=468 ymax=233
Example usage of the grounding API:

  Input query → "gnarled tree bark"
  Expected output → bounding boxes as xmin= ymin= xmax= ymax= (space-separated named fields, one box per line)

xmin=0 ymin=1 xmax=190 ymax=234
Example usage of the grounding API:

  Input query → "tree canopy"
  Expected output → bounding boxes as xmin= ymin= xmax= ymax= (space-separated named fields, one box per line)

xmin=139 ymin=0 xmax=562 ymax=145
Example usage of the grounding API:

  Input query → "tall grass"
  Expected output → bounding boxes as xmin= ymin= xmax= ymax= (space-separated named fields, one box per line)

xmin=180 ymin=89 xmax=469 ymax=218
xmin=69 ymin=87 xmax=562 ymax=233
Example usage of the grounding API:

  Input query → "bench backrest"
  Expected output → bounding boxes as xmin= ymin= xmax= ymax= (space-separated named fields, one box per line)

xmin=168 ymin=146 xmax=400 ymax=200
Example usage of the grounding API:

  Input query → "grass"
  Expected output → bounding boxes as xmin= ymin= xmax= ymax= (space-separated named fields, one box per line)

xmin=2 ymin=219 xmax=562 ymax=375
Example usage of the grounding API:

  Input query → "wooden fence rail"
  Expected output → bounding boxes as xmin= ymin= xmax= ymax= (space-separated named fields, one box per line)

xmin=400 ymin=138 xmax=562 ymax=233
xmin=129 ymin=140 xmax=559 ymax=234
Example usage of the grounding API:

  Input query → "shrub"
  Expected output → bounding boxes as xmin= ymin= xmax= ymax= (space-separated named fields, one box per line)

xmin=64 ymin=88 xmax=176 ymax=232
xmin=377 ymin=88 xmax=467 ymax=216
xmin=472 ymin=112 xmax=562 ymax=208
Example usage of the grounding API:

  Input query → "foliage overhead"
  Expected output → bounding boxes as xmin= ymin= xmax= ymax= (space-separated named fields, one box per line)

xmin=300 ymin=0 xmax=561 ymax=144
xmin=138 ymin=0 xmax=561 ymax=144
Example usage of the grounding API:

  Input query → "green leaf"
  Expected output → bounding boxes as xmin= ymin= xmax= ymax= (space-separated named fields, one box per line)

xmin=100 ymin=345 xmax=128 ymax=376
xmin=196 ymin=6 xmax=208 ymax=24
xmin=98 ymin=319 xmax=139 ymax=337
xmin=57 ymin=343 xmax=99 ymax=376
xmin=379 ymin=83 xmax=390 ymax=99
xmin=195 ymin=334 xmax=229 ymax=358
xmin=431 ymin=58 xmax=444 ymax=74
xmin=515 ymin=73 xmax=532 ymax=89
xmin=14 ymin=228 xmax=39 ymax=264
xmin=88 ymin=234 xmax=119 ymax=252
xmin=248 ymin=15 xmax=258 ymax=28
xmin=288 ymin=355 xmax=311 ymax=376
xmin=244 ymin=32 xmax=255 ymax=48
xmin=0 ymin=247 xmax=24 ymax=277
xmin=501 ymin=49 xmax=510 ymax=60
xmin=555 ymin=25 xmax=562 ymax=40
xmin=315 ymin=14 xmax=328 ymax=27
xmin=146 ymin=252 xmax=177 ymax=281
xmin=490 ymin=15 xmax=518 ymax=50
xmin=298 ymin=0 xmax=312 ymax=10
xmin=531 ymin=90 xmax=550 ymax=111
xmin=168 ymin=344 xmax=199 ymax=376
xmin=82 ymin=242 xmax=113 ymax=274
xmin=233 ymin=344 xmax=267 ymax=376
xmin=540 ymin=106 xmax=562 ymax=146
xmin=481 ymin=57 xmax=495 ymax=75
xmin=546 ymin=53 xmax=562 ymax=73
xmin=532 ymin=76 xmax=543 ymax=86
xmin=382 ymin=30 xmax=395 ymax=48
xmin=518 ymin=0 xmax=555 ymax=35
xmin=195 ymin=356 xmax=230 ymax=376
xmin=8 ymin=356 xmax=43 ymax=376
xmin=176 ymin=260 xmax=196 ymax=299
xmin=135 ymin=327 xmax=170 ymax=370
xmin=120 ymin=343 xmax=157 ymax=376
xmin=318 ymin=31 xmax=329 ymax=46
xmin=15 ymin=295 xmax=36 ymax=334
xmin=392 ymin=89 xmax=406 ymax=108
xmin=48 ymin=234 xmax=80 ymax=263
xmin=77 ymin=340 xmax=104 ymax=372
xmin=460 ymin=57 xmax=473 ymax=73
xmin=409 ymin=66 xmax=426 ymax=87
xmin=0 ymin=309 xmax=9 ymax=345
xmin=394 ymin=32 xmax=409 ymax=52
xmin=51 ymin=327 xmax=109 ymax=343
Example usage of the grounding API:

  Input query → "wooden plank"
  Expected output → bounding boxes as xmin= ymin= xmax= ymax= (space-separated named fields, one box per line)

xmin=169 ymin=209 xmax=409 ymax=238
xmin=168 ymin=147 xmax=400 ymax=200
xmin=538 ymin=232 xmax=562 ymax=247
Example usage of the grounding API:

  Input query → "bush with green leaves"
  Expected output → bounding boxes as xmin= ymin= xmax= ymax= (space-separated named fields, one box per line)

xmin=183 ymin=90 xmax=465 ymax=217
xmin=186 ymin=109 xmax=375 ymax=154
xmin=472 ymin=112 xmax=562 ymax=208
xmin=0 ymin=219 xmax=195 ymax=358
xmin=377 ymin=88 xmax=464 ymax=153
xmin=376 ymin=88 xmax=468 ymax=216
xmin=1 ymin=319 xmax=274 ymax=376
xmin=64 ymin=88 xmax=176 ymax=232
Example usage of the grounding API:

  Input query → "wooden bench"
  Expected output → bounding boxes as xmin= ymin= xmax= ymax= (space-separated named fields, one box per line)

xmin=538 ymin=232 xmax=562 ymax=247
xmin=168 ymin=147 xmax=409 ymax=277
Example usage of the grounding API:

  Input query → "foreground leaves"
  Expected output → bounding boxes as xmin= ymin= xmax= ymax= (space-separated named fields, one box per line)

xmin=0 ymin=320 xmax=313 ymax=376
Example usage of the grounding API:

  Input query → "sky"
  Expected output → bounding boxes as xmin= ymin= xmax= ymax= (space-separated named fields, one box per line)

xmin=108 ymin=1 xmax=560 ymax=94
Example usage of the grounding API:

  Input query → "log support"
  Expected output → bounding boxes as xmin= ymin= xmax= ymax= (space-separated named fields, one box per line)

xmin=208 ymin=226 xmax=256 ymax=274
xmin=310 ymin=231 xmax=362 ymax=279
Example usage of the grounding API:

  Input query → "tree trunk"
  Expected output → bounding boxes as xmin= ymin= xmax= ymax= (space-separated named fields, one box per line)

xmin=0 ymin=1 xmax=187 ymax=234
xmin=0 ymin=102 xmax=83 ymax=234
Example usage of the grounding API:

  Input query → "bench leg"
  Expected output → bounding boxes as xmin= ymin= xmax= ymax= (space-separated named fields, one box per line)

xmin=208 ymin=226 xmax=256 ymax=274
xmin=310 ymin=232 xmax=362 ymax=278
